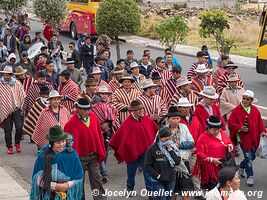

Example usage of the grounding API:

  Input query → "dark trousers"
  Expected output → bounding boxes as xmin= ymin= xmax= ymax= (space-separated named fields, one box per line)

xmin=3 ymin=109 xmax=23 ymax=148
xmin=80 ymin=154 xmax=107 ymax=200
xmin=127 ymin=154 xmax=153 ymax=191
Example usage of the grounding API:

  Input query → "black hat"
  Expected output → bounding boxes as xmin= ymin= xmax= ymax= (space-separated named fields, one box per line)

xmin=128 ymin=100 xmax=144 ymax=111
xmin=151 ymin=72 xmax=161 ymax=80
xmin=166 ymin=106 xmax=182 ymax=118
xmin=223 ymin=61 xmax=238 ymax=69
xmin=206 ymin=115 xmax=223 ymax=128
xmin=46 ymin=125 xmax=68 ymax=142
xmin=94 ymin=56 xmax=105 ymax=63
xmin=218 ymin=166 xmax=238 ymax=187
xmin=196 ymin=51 xmax=206 ymax=57
xmin=39 ymin=86 xmax=50 ymax=95
xmin=59 ymin=70 xmax=71 ymax=79
xmin=76 ymin=97 xmax=91 ymax=109
xmin=66 ymin=58 xmax=75 ymax=64
xmin=158 ymin=127 xmax=172 ymax=138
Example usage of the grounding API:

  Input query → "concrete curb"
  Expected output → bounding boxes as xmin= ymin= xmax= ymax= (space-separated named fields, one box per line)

xmin=119 ymin=36 xmax=256 ymax=69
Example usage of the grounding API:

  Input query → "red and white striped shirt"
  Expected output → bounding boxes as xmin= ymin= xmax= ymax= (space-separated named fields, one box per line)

xmin=18 ymin=75 xmax=34 ymax=94
xmin=137 ymin=93 xmax=167 ymax=119
xmin=0 ymin=79 xmax=25 ymax=122
xmin=170 ymin=90 xmax=198 ymax=112
xmin=217 ymin=72 xmax=244 ymax=96
xmin=22 ymin=81 xmax=53 ymax=115
xmin=32 ymin=105 xmax=70 ymax=147
xmin=58 ymin=79 xmax=80 ymax=112
xmin=150 ymin=67 xmax=172 ymax=85
xmin=187 ymin=63 xmax=209 ymax=81
xmin=92 ymin=101 xmax=120 ymax=130
xmin=109 ymin=77 xmax=122 ymax=93
xmin=112 ymin=87 xmax=140 ymax=124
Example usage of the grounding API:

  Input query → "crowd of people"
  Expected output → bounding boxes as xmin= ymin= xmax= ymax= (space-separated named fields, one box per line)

xmin=0 ymin=14 xmax=266 ymax=200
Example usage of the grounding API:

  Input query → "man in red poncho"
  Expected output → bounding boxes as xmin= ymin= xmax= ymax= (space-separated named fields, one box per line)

xmin=194 ymin=86 xmax=225 ymax=133
xmin=64 ymin=97 xmax=107 ymax=200
xmin=109 ymin=100 xmax=158 ymax=194
xmin=228 ymin=90 xmax=266 ymax=187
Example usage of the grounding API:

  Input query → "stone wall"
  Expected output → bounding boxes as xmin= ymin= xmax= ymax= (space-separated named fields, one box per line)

xmin=140 ymin=0 xmax=236 ymax=9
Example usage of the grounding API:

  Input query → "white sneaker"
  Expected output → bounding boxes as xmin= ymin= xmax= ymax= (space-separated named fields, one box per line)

xmin=239 ymin=168 xmax=245 ymax=178
xmin=247 ymin=176 xmax=254 ymax=187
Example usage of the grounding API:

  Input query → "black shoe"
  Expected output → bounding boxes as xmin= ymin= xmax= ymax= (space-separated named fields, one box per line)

xmin=137 ymin=165 xmax=143 ymax=172
xmin=102 ymin=176 xmax=109 ymax=183
xmin=126 ymin=189 xmax=134 ymax=197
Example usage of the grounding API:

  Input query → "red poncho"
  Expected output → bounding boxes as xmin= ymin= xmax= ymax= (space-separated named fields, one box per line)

xmin=180 ymin=116 xmax=202 ymax=143
xmin=228 ymin=104 xmax=266 ymax=151
xmin=194 ymin=103 xmax=225 ymax=133
xmin=192 ymin=130 xmax=232 ymax=185
xmin=43 ymin=24 xmax=53 ymax=41
xmin=64 ymin=112 xmax=106 ymax=164
xmin=109 ymin=113 xmax=158 ymax=164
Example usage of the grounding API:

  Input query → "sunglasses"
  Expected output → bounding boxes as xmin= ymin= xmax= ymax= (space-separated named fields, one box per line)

xmin=242 ymin=97 xmax=252 ymax=101
xmin=69 ymin=46 xmax=74 ymax=48
xmin=160 ymin=61 xmax=165 ymax=63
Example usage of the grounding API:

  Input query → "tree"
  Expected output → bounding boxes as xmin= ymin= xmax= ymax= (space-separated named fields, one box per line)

xmin=154 ymin=16 xmax=188 ymax=52
xmin=96 ymin=0 xmax=141 ymax=59
xmin=0 ymin=0 xmax=27 ymax=19
xmin=199 ymin=9 xmax=236 ymax=55
xmin=33 ymin=0 xmax=67 ymax=30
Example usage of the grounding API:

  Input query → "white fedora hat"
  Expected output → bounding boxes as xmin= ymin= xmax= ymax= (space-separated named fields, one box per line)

xmin=90 ymin=67 xmax=102 ymax=74
xmin=130 ymin=62 xmax=140 ymax=69
xmin=195 ymin=64 xmax=209 ymax=73
xmin=0 ymin=66 xmax=13 ymax=74
xmin=141 ymin=79 xmax=157 ymax=89
xmin=48 ymin=90 xmax=62 ymax=100
xmin=242 ymin=90 xmax=254 ymax=98
xmin=178 ymin=98 xmax=193 ymax=107
xmin=177 ymin=76 xmax=192 ymax=87
xmin=199 ymin=86 xmax=219 ymax=99
xmin=96 ymin=86 xmax=112 ymax=94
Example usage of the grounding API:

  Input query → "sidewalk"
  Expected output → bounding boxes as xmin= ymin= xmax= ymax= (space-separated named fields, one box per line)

xmin=0 ymin=166 xmax=29 ymax=199
xmin=120 ymin=36 xmax=256 ymax=69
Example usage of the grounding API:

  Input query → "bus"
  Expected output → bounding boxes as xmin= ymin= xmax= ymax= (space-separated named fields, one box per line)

xmin=60 ymin=0 xmax=101 ymax=40
xmin=256 ymin=6 xmax=267 ymax=74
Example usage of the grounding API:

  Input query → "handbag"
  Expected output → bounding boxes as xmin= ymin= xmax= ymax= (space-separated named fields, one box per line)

xmin=219 ymin=147 xmax=236 ymax=168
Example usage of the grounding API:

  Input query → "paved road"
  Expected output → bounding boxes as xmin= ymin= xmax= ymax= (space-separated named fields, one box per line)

xmin=0 ymin=17 xmax=266 ymax=200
